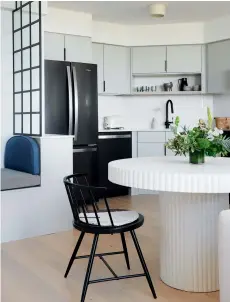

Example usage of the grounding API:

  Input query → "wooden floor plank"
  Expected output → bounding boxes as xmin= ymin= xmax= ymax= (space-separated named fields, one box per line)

xmin=1 ymin=195 xmax=219 ymax=301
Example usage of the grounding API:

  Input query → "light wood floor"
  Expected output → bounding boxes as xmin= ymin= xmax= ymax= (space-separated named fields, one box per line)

xmin=1 ymin=195 xmax=219 ymax=302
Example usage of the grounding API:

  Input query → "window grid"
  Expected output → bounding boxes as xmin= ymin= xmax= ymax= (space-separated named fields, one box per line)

xmin=12 ymin=1 xmax=42 ymax=136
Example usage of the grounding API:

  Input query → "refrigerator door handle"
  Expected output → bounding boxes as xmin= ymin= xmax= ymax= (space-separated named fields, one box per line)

xmin=66 ymin=65 xmax=73 ymax=135
xmin=72 ymin=66 xmax=79 ymax=140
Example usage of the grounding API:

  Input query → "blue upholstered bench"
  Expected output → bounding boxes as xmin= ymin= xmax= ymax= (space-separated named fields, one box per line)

xmin=1 ymin=136 xmax=41 ymax=191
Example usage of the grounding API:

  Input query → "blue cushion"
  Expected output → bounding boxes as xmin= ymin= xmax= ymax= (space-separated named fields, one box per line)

xmin=4 ymin=136 xmax=40 ymax=175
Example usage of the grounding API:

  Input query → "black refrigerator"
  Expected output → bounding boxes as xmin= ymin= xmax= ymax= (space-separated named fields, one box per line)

xmin=45 ymin=60 xmax=98 ymax=186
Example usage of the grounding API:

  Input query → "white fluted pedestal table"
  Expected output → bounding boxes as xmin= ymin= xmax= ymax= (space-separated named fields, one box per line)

xmin=108 ymin=157 xmax=230 ymax=292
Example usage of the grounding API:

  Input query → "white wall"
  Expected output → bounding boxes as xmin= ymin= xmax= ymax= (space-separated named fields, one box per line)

xmin=204 ymin=15 xmax=230 ymax=43
xmin=1 ymin=9 xmax=13 ymax=168
xmin=98 ymin=95 xmax=213 ymax=130
xmin=45 ymin=7 xmax=205 ymax=45
xmin=92 ymin=21 xmax=131 ymax=46
xmin=44 ymin=7 xmax=92 ymax=37
xmin=92 ymin=21 xmax=204 ymax=46
xmin=1 ymin=136 xmax=73 ymax=243
xmin=127 ymin=22 xmax=204 ymax=46
xmin=44 ymin=6 xmax=230 ymax=46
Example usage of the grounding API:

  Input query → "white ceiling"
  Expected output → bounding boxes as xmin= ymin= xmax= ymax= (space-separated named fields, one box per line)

xmin=48 ymin=1 xmax=230 ymax=25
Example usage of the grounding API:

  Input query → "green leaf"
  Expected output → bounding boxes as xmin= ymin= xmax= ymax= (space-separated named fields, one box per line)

xmin=222 ymin=137 xmax=230 ymax=152
xmin=197 ymin=138 xmax=210 ymax=150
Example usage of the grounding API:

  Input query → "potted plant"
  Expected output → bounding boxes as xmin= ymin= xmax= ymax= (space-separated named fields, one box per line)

xmin=165 ymin=108 xmax=230 ymax=164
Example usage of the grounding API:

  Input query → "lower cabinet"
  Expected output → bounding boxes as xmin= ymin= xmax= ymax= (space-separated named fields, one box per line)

xmin=133 ymin=131 xmax=175 ymax=195
xmin=137 ymin=137 xmax=165 ymax=195
xmin=165 ymin=148 xmax=175 ymax=156
xmin=165 ymin=131 xmax=175 ymax=156
xmin=132 ymin=131 xmax=175 ymax=195
xmin=138 ymin=142 xmax=165 ymax=157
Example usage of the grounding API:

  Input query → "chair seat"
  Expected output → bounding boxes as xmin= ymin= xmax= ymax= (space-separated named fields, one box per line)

xmin=79 ymin=210 xmax=139 ymax=227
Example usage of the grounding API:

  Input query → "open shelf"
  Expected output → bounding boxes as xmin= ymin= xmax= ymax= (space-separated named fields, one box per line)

xmin=132 ymin=72 xmax=201 ymax=77
xmin=117 ymin=91 xmax=205 ymax=96
xmin=132 ymin=72 xmax=202 ymax=97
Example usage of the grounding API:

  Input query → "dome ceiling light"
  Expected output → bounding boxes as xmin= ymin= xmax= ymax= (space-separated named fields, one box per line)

xmin=149 ymin=3 xmax=167 ymax=18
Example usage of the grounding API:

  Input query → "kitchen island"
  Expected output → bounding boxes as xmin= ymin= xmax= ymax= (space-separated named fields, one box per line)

xmin=108 ymin=156 xmax=230 ymax=292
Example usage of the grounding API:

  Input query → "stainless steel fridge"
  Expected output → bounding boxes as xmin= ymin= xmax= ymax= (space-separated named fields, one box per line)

xmin=45 ymin=60 xmax=98 ymax=186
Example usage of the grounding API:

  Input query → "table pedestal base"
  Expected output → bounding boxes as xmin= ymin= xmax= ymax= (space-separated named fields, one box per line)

xmin=159 ymin=192 xmax=229 ymax=292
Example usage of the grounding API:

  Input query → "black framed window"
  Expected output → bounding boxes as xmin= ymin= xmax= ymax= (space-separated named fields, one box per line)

xmin=12 ymin=1 xmax=42 ymax=136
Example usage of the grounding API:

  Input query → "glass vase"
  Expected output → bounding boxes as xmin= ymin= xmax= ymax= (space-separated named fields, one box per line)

xmin=189 ymin=150 xmax=205 ymax=164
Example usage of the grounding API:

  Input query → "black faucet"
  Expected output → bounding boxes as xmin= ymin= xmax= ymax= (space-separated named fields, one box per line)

xmin=165 ymin=99 xmax=174 ymax=129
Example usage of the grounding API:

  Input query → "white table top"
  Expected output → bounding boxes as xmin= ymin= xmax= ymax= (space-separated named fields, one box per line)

xmin=108 ymin=156 xmax=230 ymax=193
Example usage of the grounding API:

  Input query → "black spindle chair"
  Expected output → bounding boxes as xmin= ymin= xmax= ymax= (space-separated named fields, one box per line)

xmin=64 ymin=173 xmax=157 ymax=302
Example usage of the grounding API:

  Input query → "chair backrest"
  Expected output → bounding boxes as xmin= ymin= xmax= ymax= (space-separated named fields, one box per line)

xmin=64 ymin=173 xmax=115 ymax=228
xmin=4 ymin=136 xmax=40 ymax=175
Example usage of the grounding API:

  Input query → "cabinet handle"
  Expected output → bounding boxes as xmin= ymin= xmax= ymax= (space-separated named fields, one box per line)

xmin=103 ymin=81 xmax=105 ymax=92
xmin=99 ymin=134 xmax=131 ymax=139
xmin=165 ymin=60 xmax=167 ymax=72
xmin=64 ymin=48 xmax=66 ymax=61
xmin=164 ymin=145 xmax=166 ymax=156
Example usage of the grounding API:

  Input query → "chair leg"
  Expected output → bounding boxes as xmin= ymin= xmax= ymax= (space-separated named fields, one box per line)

xmin=64 ymin=232 xmax=85 ymax=278
xmin=120 ymin=233 xmax=130 ymax=270
xmin=81 ymin=234 xmax=99 ymax=302
xmin=130 ymin=230 xmax=157 ymax=299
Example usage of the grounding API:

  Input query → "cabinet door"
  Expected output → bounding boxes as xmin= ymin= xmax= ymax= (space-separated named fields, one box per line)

xmin=165 ymin=148 xmax=175 ymax=156
xmin=138 ymin=142 xmax=165 ymax=157
xmin=65 ymin=35 xmax=92 ymax=63
xmin=138 ymin=131 xmax=165 ymax=143
xmin=104 ymin=44 xmax=131 ymax=94
xmin=167 ymin=45 xmax=202 ymax=73
xmin=92 ymin=43 xmax=104 ymax=94
xmin=207 ymin=40 xmax=230 ymax=94
xmin=132 ymin=46 xmax=166 ymax=74
xmin=44 ymin=32 xmax=64 ymax=61
xmin=137 ymin=142 xmax=164 ymax=195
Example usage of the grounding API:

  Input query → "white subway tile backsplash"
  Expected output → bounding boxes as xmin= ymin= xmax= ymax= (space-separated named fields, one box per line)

xmin=98 ymin=95 xmax=213 ymax=130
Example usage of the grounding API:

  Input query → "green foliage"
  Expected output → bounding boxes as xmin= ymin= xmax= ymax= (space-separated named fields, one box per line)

xmin=166 ymin=107 xmax=230 ymax=157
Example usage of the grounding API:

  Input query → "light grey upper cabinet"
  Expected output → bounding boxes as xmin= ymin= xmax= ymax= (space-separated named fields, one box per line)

xmin=132 ymin=46 xmax=167 ymax=74
xmin=65 ymin=35 xmax=92 ymax=63
xmin=207 ymin=40 xmax=230 ymax=94
xmin=104 ymin=44 xmax=131 ymax=94
xmin=44 ymin=32 xmax=64 ymax=61
xmin=166 ymin=45 xmax=202 ymax=73
xmin=44 ymin=32 xmax=92 ymax=63
xmin=92 ymin=43 xmax=104 ymax=94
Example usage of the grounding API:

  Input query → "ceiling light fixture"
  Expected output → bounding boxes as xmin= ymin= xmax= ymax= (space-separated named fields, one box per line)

xmin=149 ymin=3 xmax=167 ymax=18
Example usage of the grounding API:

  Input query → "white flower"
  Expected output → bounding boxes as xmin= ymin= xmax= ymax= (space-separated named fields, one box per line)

xmin=213 ymin=127 xmax=223 ymax=136
xmin=207 ymin=133 xmax=214 ymax=141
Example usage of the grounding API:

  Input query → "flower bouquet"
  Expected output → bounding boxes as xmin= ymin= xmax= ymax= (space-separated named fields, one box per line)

xmin=165 ymin=108 xmax=230 ymax=164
